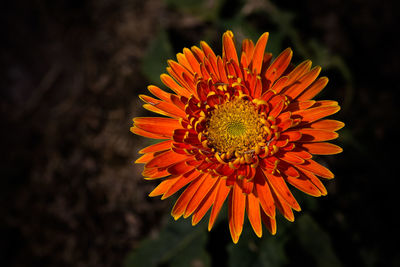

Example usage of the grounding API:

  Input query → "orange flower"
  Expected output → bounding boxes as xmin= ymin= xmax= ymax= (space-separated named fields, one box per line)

xmin=131 ymin=31 xmax=343 ymax=243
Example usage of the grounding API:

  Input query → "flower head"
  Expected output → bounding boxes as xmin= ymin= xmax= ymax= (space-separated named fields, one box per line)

xmin=131 ymin=31 xmax=343 ymax=243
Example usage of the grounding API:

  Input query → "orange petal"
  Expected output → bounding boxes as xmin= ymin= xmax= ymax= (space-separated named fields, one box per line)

xmin=281 ymin=131 xmax=302 ymax=142
xmin=183 ymin=48 xmax=202 ymax=74
xmin=298 ymin=129 xmax=339 ymax=142
xmin=160 ymin=73 xmax=191 ymax=98
xmin=130 ymin=126 xmax=170 ymax=140
xmin=171 ymin=176 xmax=204 ymax=220
xmin=217 ymin=56 xmax=228 ymax=83
xmin=191 ymin=46 xmax=206 ymax=66
xmin=246 ymin=193 xmax=263 ymax=237
xmin=168 ymin=60 xmax=195 ymax=82
xmin=271 ymin=188 xmax=295 ymax=222
xmin=263 ymin=170 xmax=301 ymax=211
xmin=286 ymin=175 xmax=322 ymax=197
xmin=308 ymin=119 xmax=345 ymax=131
xmin=222 ymin=31 xmax=239 ymax=66
xmin=241 ymin=38 xmax=254 ymax=66
xmin=140 ymin=94 xmax=186 ymax=118
xmin=286 ymin=100 xmax=316 ymax=112
xmin=149 ymin=176 xmax=180 ymax=197
xmin=208 ymin=178 xmax=231 ymax=231
xmin=270 ymin=76 xmax=289 ymax=95
xmin=260 ymin=209 xmax=277 ymax=235
xmin=147 ymin=85 xmax=171 ymax=102
xmin=265 ymin=48 xmax=293 ymax=84
xmin=297 ymin=159 xmax=334 ymax=179
xmin=279 ymin=151 xmax=305 ymax=164
xmin=139 ymin=140 xmax=173 ymax=154
xmin=177 ymin=52 xmax=194 ymax=72
xmin=145 ymin=150 xmax=188 ymax=169
xmin=230 ymin=182 xmax=246 ymax=239
xmin=229 ymin=206 xmax=240 ymax=244
xmin=297 ymin=77 xmax=329 ymax=101
xmin=269 ymin=97 xmax=285 ymax=118
xmin=300 ymin=142 xmax=343 ymax=155
xmin=142 ymin=103 xmax=184 ymax=118
xmin=286 ymin=60 xmax=312 ymax=85
xmin=254 ymin=168 xmax=276 ymax=218
xmin=135 ymin=152 xmax=159 ymax=164
xmin=293 ymin=105 xmax=341 ymax=124
xmin=168 ymin=160 xmax=194 ymax=175
xmin=200 ymin=41 xmax=217 ymax=60
xmin=133 ymin=117 xmax=181 ymax=137
xmin=142 ymin=167 xmax=170 ymax=179
xmin=251 ymin=32 xmax=269 ymax=74
xmin=300 ymin=169 xmax=328 ymax=196
xmin=192 ymin=178 xmax=219 ymax=226
xmin=162 ymin=170 xmax=202 ymax=199
xmin=184 ymin=174 xmax=218 ymax=218
xmin=285 ymin=66 xmax=321 ymax=99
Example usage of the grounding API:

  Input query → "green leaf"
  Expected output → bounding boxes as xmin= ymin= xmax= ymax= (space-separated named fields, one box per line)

xmin=295 ymin=214 xmax=342 ymax=267
xmin=141 ymin=30 xmax=174 ymax=87
xmin=228 ymin=221 xmax=288 ymax=267
xmin=124 ymin=217 xmax=209 ymax=267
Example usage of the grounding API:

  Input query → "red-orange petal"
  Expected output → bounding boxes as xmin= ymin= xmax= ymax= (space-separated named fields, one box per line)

xmin=251 ymin=32 xmax=269 ymax=74
xmin=298 ymin=129 xmax=339 ymax=142
xmin=139 ymin=140 xmax=173 ymax=154
xmin=147 ymin=85 xmax=172 ymax=102
xmin=300 ymin=169 xmax=328 ymax=196
xmin=171 ymin=176 xmax=204 ymax=220
xmin=133 ymin=117 xmax=182 ymax=138
xmin=286 ymin=60 xmax=312 ymax=85
xmin=297 ymin=159 xmax=334 ymax=179
xmin=130 ymin=126 xmax=170 ymax=140
xmin=230 ymin=182 xmax=246 ymax=237
xmin=160 ymin=73 xmax=192 ymax=98
xmin=308 ymin=119 xmax=345 ymax=131
xmin=145 ymin=150 xmax=188 ymax=169
xmin=263 ymin=170 xmax=301 ymax=211
xmin=191 ymin=179 xmax=219 ymax=226
xmin=300 ymin=142 xmax=343 ymax=155
xmin=260 ymin=209 xmax=277 ymax=235
xmin=246 ymin=193 xmax=263 ymax=237
xmin=222 ymin=31 xmax=239 ymax=66
xmin=184 ymin=174 xmax=218 ymax=218
xmin=254 ymin=168 xmax=276 ymax=218
xmin=265 ymin=48 xmax=292 ymax=84
xmin=162 ymin=170 xmax=202 ymax=199
xmin=149 ymin=176 xmax=180 ymax=197
xmin=241 ymin=39 xmax=254 ymax=65
xmin=293 ymin=105 xmax=341 ymax=125
xmin=286 ymin=175 xmax=322 ymax=197
xmin=142 ymin=167 xmax=170 ymax=179
xmin=297 ymin=77 xmax=329 ymax=101
xmin=208 ymin=179 xmax=231 ymax=231
xmin=168 ymin=160 xmax=194 ymax=175
xmin=285 ymin=66 xmax=321 ymax=99
xmin=183 ymin=48 xmax=202 ymax=74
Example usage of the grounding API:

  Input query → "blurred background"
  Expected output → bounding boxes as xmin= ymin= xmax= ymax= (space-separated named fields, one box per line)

xmin=1 ymin=0 xmax=399 ymax=266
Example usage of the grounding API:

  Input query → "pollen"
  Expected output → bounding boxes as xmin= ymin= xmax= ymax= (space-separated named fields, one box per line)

xmin=205 ymin=98 xmax=265 ymax=156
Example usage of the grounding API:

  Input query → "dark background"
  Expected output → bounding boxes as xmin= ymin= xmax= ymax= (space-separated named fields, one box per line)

xmin=1 ymin=0 xmax=399 ymax=266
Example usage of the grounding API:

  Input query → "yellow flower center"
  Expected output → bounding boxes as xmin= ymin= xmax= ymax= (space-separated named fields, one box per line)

xmin=206 ymin=98 xmax=264 ymax=156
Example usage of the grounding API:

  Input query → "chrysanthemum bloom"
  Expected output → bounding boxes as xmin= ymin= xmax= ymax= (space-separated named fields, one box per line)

xmin=131 ymin=31 xmax=343 ymax=243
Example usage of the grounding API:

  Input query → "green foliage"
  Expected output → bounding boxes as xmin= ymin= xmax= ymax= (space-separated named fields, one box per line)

xmin=228 ymin=221 xmax=288 ymax=267
xmin=295 ymin=214 xmax=342 ymax=267
xmin=124 ymin=217 xmax=210 ymax=267
xmin=141 ymin=30 xmax=174 ymax=87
